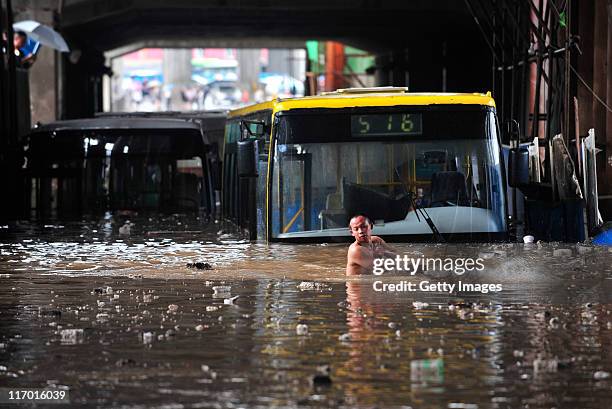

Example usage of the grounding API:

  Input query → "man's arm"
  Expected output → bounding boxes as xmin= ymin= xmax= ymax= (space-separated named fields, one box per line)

xmin=371 ymin=236 xmax=398 ymax=258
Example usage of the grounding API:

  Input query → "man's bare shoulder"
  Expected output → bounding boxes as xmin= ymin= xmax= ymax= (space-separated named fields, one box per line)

xmin=348 ymin=242 xmax=366 ymax=255
xmin=371 ymin=236 xmax=386 ymax=244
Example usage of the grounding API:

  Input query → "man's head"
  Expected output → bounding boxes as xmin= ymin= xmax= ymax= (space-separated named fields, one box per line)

xmin=13 ymin=31 xmax=27 ymax=49
xmin=349 ymin=214 xmax=373 ymax=244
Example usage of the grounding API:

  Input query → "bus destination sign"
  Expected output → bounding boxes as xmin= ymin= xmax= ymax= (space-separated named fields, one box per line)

xmin=351 ymin=113 xmax=423 ymax=137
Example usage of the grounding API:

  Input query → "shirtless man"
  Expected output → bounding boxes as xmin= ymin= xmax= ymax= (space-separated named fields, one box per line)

xmin=346 ymin=214 xmax=397 ymax=275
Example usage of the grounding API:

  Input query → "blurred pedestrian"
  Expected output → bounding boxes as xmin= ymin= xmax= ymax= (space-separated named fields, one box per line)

xmin=13 ymin=31 xmax=36 ymax=68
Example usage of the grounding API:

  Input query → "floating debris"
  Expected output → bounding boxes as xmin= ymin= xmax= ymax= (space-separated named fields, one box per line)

xmin=533 ymin=356 xmax=559 ymax=373
xmin=60 ymin=329 xmax=84 ymax=345
xmin=96 ymin=313 xmax=109 ymax=322
xmin=167 ymin=304 xmax=179 ymax=313
xmin=186 ymin=262 xmax=213 ymax=270
xmin=142 ymin=332 xmax=154 ymax=344
xmin=410 ymin=358 xmax=444 ymax=383
xmin=594 ymin=371 xmax=610 ymax=380
xmin=38 ymin=308 xmax=61 ymax=317
xmin=119 ymin=221 xmax=132 ymax=235
xmin=296 ymin=324 xmax=309 ymax=335
xmin=206 ymin=306 xmax=219 ymax=312
xmin=195 ymin=324 xmax=205 ymax=331
xmin=115 ymin=358 xmax=136 ymax=367
xmin=224 ymin=295 xmax=239 ymax=305
xmin=297 ymin=281 xmax=327 ymax=291
xmin=448 ymin=404 xmax=478 ymax=409
xmin=338 ymin=333 xmax=351 ymax=342
xmin=298 ymin=281 xmax=315 ymax=291
xmin=576 ymin=244 xmax=592 ymax=254
xmin=312 ymin=365 xmax=332 ymax=387
xmin=337 ymin=300 xmax=350 ymax=308
xmin=412 ymin=301 xmax=429 ymax=309
xmin=212 ymin=286 xmax=231 ymax=295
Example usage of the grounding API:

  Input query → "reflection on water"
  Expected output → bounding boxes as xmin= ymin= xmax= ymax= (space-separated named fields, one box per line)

xmin=1 ymin=214 xmax=612 ymax=407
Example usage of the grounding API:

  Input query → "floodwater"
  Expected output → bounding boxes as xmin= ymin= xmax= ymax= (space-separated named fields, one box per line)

xmin=1 ymin=214 xmax=612 ymax=408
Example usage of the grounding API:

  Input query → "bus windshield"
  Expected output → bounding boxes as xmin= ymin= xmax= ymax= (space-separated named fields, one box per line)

xmin=270 ymin=107 xmax=506 ymax=240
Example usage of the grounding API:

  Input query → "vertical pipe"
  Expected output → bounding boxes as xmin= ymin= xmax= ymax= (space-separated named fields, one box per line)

xmin=576 ymin=0 xmax=594 ymax=140
xmin=6 ymin=0 xmax=16 ymax=144
xmin=500 ymin=3 xmax=506 ymax=126
xmin=564 ymin=0 xmax=572 ymax=143
xmin=492 ymin=3 xmax=497 ymax=97
xmin=606 ymin=1 xmax=612 ymax=198
xmin=325 ymin=42 xmax=345 ymax=92
xmin=593 ymin=0 xmax=608 ymax=195
xmin=0 ymin=0 xmax=6 ymax=142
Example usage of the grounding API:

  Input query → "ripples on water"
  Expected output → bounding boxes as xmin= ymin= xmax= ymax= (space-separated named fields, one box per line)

xmin=1 ymin=214 xmax=612 ymax=407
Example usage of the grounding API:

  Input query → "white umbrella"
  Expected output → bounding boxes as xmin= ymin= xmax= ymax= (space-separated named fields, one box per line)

xmin=13 ymin=20 xmax=70 ymax=53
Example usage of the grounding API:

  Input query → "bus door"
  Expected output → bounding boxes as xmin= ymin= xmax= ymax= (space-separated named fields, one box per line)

xmin=276 ymin=150 xmax=312 ymax=235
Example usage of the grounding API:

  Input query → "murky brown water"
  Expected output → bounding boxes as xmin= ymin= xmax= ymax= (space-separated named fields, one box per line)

xmin=1 ymin=214 xmax=612 ymax=408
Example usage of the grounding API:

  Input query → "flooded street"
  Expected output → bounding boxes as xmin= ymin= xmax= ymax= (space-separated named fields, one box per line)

xmin=1 ymin=215 xmax=612 ymax=408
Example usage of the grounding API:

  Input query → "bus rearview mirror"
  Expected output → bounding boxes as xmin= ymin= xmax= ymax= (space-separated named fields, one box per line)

xmin=240 ymin=120 xmax=266 ymax=140
xmin=508 ymin=146 xmax=529 ymax=187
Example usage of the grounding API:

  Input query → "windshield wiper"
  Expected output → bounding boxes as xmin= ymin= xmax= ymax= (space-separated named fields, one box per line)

xmin=395 ymin=169 xmax=445 ymax=243
xmin=407 ymin=192 xmax=446 ymax=243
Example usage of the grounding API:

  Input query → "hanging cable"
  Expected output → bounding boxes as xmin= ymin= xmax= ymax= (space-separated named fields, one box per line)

xmin=570 ymin=65 xmax=612 ymax=114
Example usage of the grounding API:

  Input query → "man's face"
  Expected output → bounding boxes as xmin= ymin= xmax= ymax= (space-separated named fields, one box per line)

xmin=349 ymin=216 xmax=372 ymax=244
xmin=13 ymin=34 xmax=26 ymax=49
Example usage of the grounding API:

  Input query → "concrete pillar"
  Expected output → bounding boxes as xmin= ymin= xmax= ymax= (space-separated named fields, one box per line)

xmin=14 ymin=2 xmax=56 ymax=125
xmin=237 ymin=48 xmax=261 ymax=99
xmin=109 ymin=56 xmax=125 ymax=112
xmin=374 ymin=54 xmax=391 ymax=86
xmin=163 ymin=48 xmax=192 ymax=110
xmin=268 ymin=49 xmax=306 ymax=80
xmin=374 ymin=49 xmax=411 ymax=89
xmin=268 ymin=49 xmax=290 ymax=74
xmin=390 ymin=49 xmax=408 ymax=87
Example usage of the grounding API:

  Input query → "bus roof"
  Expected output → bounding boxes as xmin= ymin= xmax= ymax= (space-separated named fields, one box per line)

xmin=228 ymin=90 xmax=495 ymax=118
xmin=32 ymin=117 xmax=202 ymax=133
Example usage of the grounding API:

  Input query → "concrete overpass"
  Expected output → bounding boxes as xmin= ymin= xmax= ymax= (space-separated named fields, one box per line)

xmin=53 ymin=0 xmax=490 ymax=118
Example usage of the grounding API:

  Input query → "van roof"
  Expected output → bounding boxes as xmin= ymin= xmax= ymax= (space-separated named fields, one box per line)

xmin=228 ymin=89 xmax=495 ymax=118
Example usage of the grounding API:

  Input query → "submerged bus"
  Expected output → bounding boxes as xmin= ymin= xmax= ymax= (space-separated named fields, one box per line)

xmin=25 ymin=117 xmax=216 ymax=217
xmin=223 ymin=88 xmax=508 ymax=242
